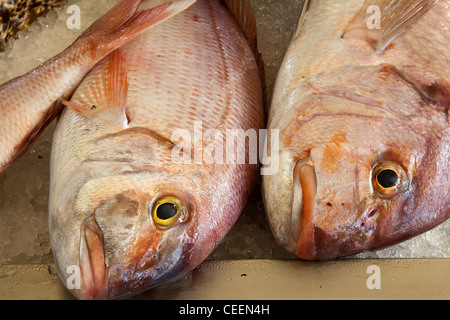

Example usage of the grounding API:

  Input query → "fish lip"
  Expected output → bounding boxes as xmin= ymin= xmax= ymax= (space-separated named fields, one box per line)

xmin=107 ymin=249 xmax=187 ymax=300
xmin=292 ymin=157 xmax=318 ymax=260
xmin=76 ymin=215 xmax=108 ymax=300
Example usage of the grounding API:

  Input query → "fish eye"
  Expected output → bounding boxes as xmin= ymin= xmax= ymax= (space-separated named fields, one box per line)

xmin=156 ymin=203 xmax=178 ymax=220
xmin=372 ymin=162 xmax=409 ymax=198
xmin=376 ymin=169 xmax=399 ymax=188
xmin=152 ymin=196 xmax=187 ymax=228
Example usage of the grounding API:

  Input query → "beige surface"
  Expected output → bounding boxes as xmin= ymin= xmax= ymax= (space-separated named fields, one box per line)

xmin=1 ymin=259 xmax=449 ymax=300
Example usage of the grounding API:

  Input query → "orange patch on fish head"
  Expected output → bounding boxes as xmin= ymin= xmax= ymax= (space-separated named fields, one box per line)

xmin=91 ymin=185 xmax=198 ymax=299
xmin=273 ymin=106 xmax=447 ymax=261
xmin=320 ymin=131 xmax=348 ymax=173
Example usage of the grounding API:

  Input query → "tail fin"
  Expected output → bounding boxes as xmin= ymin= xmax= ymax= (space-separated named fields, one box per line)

xmin=79 ymin=0 xmax=197 ymax=59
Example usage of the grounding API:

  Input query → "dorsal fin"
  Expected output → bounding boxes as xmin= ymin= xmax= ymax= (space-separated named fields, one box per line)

xmin=223 ymin=0 xmax=267 ymax=109
xmin=223 ymin=0 xmax=258 ymax=55
xmin=343 ymin=0 xmax=438 ymax=54
xmin=293 ymin=0 xmax=311 ymax=39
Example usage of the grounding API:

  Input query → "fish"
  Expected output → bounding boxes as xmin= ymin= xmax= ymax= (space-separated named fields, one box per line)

xmin=49 ymin=0 xmax=264 ymax=299
xmin=0 ymin=0 xmax=64 ymax=48
xmin=0 ymin=0 xmax=197 ymax=175
xmin=263 ymin=0 xmax=449 ymax=260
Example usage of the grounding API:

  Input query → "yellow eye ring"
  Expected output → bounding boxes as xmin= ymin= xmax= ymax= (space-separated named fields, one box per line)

xmin=372 ymin=162 xmax=409 ymax=199
xmin=152 ymin=196 xmax=187 ymax=228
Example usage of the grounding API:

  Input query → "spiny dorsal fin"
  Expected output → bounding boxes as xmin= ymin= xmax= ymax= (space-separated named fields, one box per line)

xmin=294 ymin=0 xmax=311 ymax=39
xmin=343 ymin=0 xmax=439 ymax=54
xmin=223 ymin=0 xmax=267 ymax=109
xmin=224 ymin=0 xmax=258 ymax=55
xmin=62 ymin=48 xmax=128 ymax=118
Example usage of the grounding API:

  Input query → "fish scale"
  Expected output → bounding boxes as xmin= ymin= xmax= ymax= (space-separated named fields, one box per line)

xmin=272 ymin=0 xmax=449 ymax=113
xmin=0 ymin=0 xmax=198 ymax=174
xmin=123 ymin=1 xmax=255 ymax=138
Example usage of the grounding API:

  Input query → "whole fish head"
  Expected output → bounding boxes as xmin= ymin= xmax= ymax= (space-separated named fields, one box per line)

xmin=264 ymin=65 xmax=449 ymax=260
xmin=50 ymin=152 xmax=251 ymax=299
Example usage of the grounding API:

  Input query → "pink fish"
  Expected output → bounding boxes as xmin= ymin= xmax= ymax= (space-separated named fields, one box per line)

xmin=47 ymin=0 xmax=264 ymax=299
xmin=263 ymin=0 xmax=449 ymax=260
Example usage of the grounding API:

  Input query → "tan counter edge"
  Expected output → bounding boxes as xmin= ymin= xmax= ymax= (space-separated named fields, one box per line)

xmin=1 ymin=259 xmax=448 ymax=300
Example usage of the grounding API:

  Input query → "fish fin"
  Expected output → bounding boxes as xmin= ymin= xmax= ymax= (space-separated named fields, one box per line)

xmin=61 ymin=99 xmax=85 ymax=114
xmin=62 ymin=49 xmax=128 ymax=119
xmin=106 ymin=48 xmax=129 ymax=110
xmin=294 ymin=0 xmax=311 ymax=39
xmin=223 ymin=0 xmax=267 ymax=110
xmin=343 ymin=0 xmax=438 ymax=54
xmin=80 ymin=0 xmax=197 ymax=59
xmin=71 ymin=0 xmax=193 ymax=111
xmin=80 ymin=0 xmax=145 ymax=38
xmin=223 ymin=0 xmax=257 ymax=55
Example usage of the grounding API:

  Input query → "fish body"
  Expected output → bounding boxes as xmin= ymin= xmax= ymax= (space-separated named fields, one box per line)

xmin=49 ymin=0 xmax=263 ymax=299
xmin=263 ymin=0 xmax=449 ymax=260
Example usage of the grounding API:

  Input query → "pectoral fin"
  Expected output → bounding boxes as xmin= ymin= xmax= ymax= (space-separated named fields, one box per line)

xmin=62 ymin=48 xmax=128 ymax=120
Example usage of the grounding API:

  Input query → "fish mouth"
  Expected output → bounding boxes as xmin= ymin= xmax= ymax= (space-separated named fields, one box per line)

xmin=76 ymin=215 xmax=108 ymax=300
xmin=73 ymin=214 xmax=186 ymax=300
xmin=292 ymin=157 xmax=318 ymax=260
xmin=109 ymin=257 xmax=186 ymax=300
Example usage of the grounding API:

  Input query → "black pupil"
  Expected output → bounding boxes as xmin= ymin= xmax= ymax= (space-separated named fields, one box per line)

xmin=156 ymin=203 xmax=178 ymax=220
xmin=377 ymin=169 xmax=399 ymax=188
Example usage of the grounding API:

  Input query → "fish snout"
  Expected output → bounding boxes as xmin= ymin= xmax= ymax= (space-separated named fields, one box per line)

xmin=292 ymin=159 xmax=378 ymax=260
